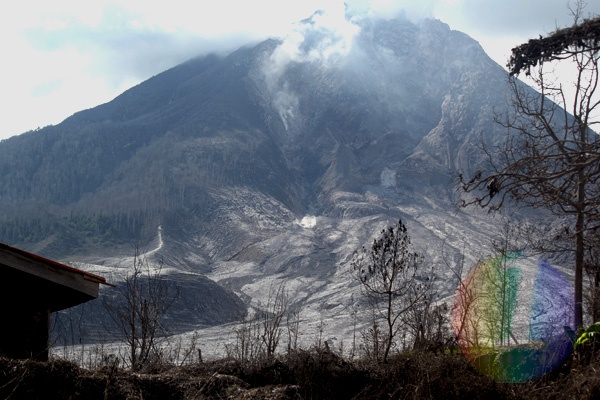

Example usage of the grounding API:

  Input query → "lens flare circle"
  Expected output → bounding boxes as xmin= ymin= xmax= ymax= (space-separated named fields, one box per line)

xmin=452 ymin=254 xmax=573 ymax=382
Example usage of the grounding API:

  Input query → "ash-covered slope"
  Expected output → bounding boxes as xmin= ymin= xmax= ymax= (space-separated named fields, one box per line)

xmin=0 ymin=15 xmax=522 ymax=340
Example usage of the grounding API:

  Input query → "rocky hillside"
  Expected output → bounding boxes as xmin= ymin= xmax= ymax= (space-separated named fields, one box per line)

xmin=0 ymin=15 xmax=535 ymax=344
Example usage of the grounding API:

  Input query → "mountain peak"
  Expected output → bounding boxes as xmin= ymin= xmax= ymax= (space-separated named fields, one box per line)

xmin=0 ymin=17 xmax=519 ymax=348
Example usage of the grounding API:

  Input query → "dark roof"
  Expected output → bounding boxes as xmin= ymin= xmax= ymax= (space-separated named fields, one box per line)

xmin=0 ymin=242 xmax=108 ymax=312
xmin=0 ymin=242 xmax=106 ymax=284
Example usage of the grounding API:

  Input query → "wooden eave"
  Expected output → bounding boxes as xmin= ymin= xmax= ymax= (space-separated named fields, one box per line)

xmin=0 ymin=242 xmax=107 ymax=312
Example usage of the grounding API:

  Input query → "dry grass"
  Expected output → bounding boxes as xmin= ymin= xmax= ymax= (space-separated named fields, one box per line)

xmin=1 ymin=350 xmax=600 ymax=399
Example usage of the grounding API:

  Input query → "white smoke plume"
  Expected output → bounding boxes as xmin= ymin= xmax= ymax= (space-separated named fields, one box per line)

xmin=262 ymin=3 xmax=361 ymax=130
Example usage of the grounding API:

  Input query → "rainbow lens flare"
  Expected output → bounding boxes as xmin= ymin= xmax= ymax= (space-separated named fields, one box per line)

xmin=451 ymin=254 xmax=573 ymax=382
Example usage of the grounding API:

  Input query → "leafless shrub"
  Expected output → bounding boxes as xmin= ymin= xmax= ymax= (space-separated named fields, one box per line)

xmin=102 ymin=248 xmax=178 ymax=370
xmin=352 ymin=219 xmax=435 ymax=362
xmin=226 ymin=283 xmax=292 ymax=365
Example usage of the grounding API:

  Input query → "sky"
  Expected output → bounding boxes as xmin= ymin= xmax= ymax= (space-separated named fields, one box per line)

xmin=0 ymin=0 xmax=598 ymax=140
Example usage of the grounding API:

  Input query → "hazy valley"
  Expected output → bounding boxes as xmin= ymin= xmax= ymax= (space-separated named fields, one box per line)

xmin=0 ymin=14 xmax=557 ymax=357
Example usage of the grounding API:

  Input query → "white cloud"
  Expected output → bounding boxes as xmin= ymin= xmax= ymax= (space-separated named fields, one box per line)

xmin=434 ymin=0 xmax=600 ymax=66
xmin=1 ymin=0 xmax=599 ymax=139
xmin=262 ymin=5 xmax=361 ymax=129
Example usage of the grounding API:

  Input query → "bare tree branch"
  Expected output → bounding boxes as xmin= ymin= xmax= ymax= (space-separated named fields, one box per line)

xmin=508 ymin=15 xmax=600 ymax=76
xmin=460 ymin=8 xmax=600 ymax=329
xmin=352 ymin=219 xmax=433 ymax=361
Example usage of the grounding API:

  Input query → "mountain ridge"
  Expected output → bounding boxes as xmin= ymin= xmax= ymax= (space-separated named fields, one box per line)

xmin=0 ymin=16 xmax=539 ymax=346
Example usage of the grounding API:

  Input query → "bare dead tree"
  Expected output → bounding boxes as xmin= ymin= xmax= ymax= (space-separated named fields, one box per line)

xmin=476 ymin=256 xmax=521 ymax=348
xmin=227 ymin=317 xmax=263 ymax=363
xmin=452 ymin=262 xmax=484 ymax=350
xmin=103 ymin=248 xmax=178 ymax=370
xmin=584 ymin=243 xmax=600 ymax=322
xmin=352 ymin=219 xmax=428 ymax=362
xmin=260 ymin=283 xmax=288 ymax=360
xmin=459 ymin=3 xmax=600 ymax=329
xmin=449 ymin=224 xmax=522 ymax=352
xmin=360 ymin=303 xmax=385 ymax=361
xmin=508 ymin=11 xmax=600 ymax=76
xmin=227 ymin=282 xmax=290 ymax=364
xmin=486 ymin=224 xmax=523 ymax=347
xmin=447 ymin=242 xmax=481 ymax=351
xmin=286 ymin=306 xmax=301 ymax=356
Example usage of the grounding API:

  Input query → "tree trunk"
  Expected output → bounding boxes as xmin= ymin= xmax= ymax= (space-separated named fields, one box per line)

xmin=384 ymin=291 xmax=393 ymax=362
xmin=575 ymin=167 xmax=585 ymax=329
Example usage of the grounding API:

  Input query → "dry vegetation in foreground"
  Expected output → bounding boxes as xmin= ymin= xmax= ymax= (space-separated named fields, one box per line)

xmin=2 ymin=349 xmax=600 ymax=400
